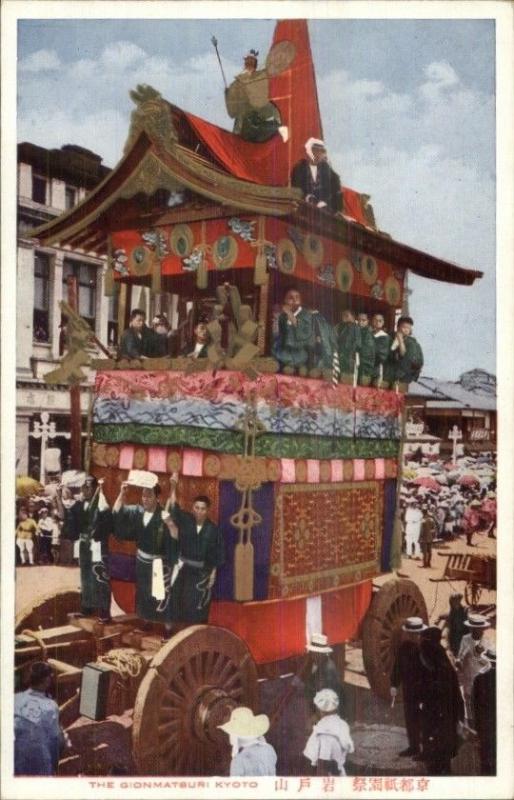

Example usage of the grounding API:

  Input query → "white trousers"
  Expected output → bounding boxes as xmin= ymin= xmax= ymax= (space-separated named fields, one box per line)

xmin=405 ymin=528 xmax=422 ymax=557
xmin=17 ymin=538 xmax=34 ymax=564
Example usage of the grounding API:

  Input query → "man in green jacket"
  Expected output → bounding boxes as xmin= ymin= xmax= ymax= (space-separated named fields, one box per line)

xmin=391 ymin=316 xmax=424 ymax=384
xmin=356 ymin=313 xmax=375 ymax=386
xmin=371 ymin=313 xmax=393 ymax=388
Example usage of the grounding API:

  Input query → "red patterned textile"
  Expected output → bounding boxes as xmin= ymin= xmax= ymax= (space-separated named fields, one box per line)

xmin=95 ymin=370 xmax=402 ymax=416
xmin=268 ymin=482 xmax=383 ymax=598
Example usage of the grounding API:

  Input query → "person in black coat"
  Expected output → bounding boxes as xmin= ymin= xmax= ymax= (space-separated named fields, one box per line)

xmin=472 ymin=648 xmax=496 ymax=775
xmin=291 ymin=138 xmax=343 ymax=214
xmin=119 ymin=308 xmax=154 ymax=359
xmin=418 ymin=627 xmax=465 ymax=775
xmin=390 ymin=617 xmax=427 ymax=758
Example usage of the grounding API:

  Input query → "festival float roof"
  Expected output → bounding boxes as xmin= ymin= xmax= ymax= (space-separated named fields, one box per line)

xmin=32 ymin=20 xmax=482 ymax=288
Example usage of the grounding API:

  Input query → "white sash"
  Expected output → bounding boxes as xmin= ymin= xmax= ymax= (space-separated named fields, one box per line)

xmin=90 ymin=540 xmax=102 ymax=563
xmin=151 ymin=557 xmax=165 ymax=600
xmin=73 ymin=540 xmax=80 ymax=559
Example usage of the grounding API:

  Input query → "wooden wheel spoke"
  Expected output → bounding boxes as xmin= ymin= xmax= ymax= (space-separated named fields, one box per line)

xmin=172 ymin=670 xmax=190 ymax=697
xmin=215 ymin=658 xmax=236 ymax=687
xmin=203 ymin=649 xmax=216 ymax=677
xmin=209 ymin=652 xmax=226 ymax=678
xmin=183 ymin=658 xmax=197 ymax=689
xmin=163 ymin=687 xmax=185 ymax=706
xmin=223 ymin=670 xmax=242 ymax=691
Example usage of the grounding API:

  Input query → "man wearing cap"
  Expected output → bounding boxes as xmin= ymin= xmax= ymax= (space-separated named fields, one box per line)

xmin=218 ymin=707 xmax=277 ymax=776
xmin=455 ymin=614 xmax=491 ymax=722
xmin=113 ymin=475 xmax=178 ymax=633
xmin=390 ymin=616 xmax=427 ymax=758
xmin=291 ymin=139 xmax=343 ymax=214
xmin=58 ymin=476 xmax=113 ymax=623
xmin=14 ymin=661 xmax=67 ymax=775
xmin=303 ymin=688 xmax=354 ymax=776
xmin=472 ymin=648 xmax=496 ymax=774
xmin=168 ymin=473 xmax=225 ymax=625
xmin=303 ymin=633 xmax=345 ymax=714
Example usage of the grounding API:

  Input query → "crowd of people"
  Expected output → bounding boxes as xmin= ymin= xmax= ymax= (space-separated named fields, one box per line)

xmin=15 ymin=498 xmax=63 ymax=567
xmin=399 ymin=454 xmax=496 ymax=562
xmin=391 ymin=614 xmax=496 ymax=776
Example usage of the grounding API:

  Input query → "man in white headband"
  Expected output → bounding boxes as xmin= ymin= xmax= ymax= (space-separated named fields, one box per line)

xmin=291 ymin=138 xmax=343 ymax=214
xmin=303 ymin=688 xmax=354 ymax=775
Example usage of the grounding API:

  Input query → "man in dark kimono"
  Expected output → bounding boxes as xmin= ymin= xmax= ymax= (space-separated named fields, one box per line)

xmin=335 ymin=309 xmax=361 ymax=382
xmin=391 ymin=316 xmax=424 ymax=385
xmin=58 ymin=476 xmax=112 ymax=623
xmin=356 ymin=313 xmax=375 ymax=386
xmin=113 ymin=476 xmax=178 ymax=635
xmin=472 ymin=648 xmax=496 ymax=775
xmin=291 ymin=138 xmax=343 ymax=214
xmin=168 ymin=473 xmax=225 ymax=624
xmin=119 ymin=308 xmax=154 ymax=359
xmin=418 ymin=626 xmax=465 ymax=775
xmin=390 ymin=616 xmax=427 ymax=758
xmin=272 ymin=288 xmax=315 ymax=374
xmin=371 ymin=313 xmax=393 ymax=387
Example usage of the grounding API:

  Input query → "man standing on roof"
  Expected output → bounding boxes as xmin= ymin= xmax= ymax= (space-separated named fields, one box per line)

xmin=291 ymin=139 xmax=343 ymax=215
xmin=225 ymin=50 xmax=288 ymax=143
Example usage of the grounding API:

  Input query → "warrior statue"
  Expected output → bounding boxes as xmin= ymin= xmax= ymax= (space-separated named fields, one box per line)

xmin=224 ymin=45 xmax=295 ymax=144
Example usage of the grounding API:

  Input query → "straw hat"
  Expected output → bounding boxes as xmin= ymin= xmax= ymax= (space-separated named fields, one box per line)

xmin=218 ymin=707 xmax=269 ymax=738
xmin=484 ymin=647 xmax=496 ymax=663
xmin=464 ymin=613 xmax=490 ymax=629
xmin=313 ymin=689 xmax=339 ymax=713
xmin=402 ymin=616 xmax=428 ymax=633
xmin=306 ymin=633 xmax=333 ymax=653
xmin=470 ymin=499 xmax=481 ymax=507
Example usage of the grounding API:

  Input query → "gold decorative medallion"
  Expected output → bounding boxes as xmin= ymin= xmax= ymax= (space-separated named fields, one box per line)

xmin=361 ymin=255 xmax=378 ymax=285
xmin=129 ymin=245 xmax=153 ymax=276
xmin=167 ymin=451 xmax=182 ymax=473
xmin=212 ymin=235 xmax=238 ymax=269
xmin=105 ymin=446 xmax=120 ymax=467
xmin=133 ymin=448 xmax=148 ymax=469
xmin=303 ymin=234 xmax=324 ymax=268
xmin=336 ymin=259 xmax=354 ymax=292
xmin=385 ymin=275 xmax=401 ymax=306
xmin=169 ymin=224 xmax=194 ymax=258
xmin=276 ymin=238 xmax=297 ymax=274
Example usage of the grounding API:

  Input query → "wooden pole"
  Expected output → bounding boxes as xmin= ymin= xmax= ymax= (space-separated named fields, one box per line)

xmin=67 ymin=276 xmax=82 ymax=469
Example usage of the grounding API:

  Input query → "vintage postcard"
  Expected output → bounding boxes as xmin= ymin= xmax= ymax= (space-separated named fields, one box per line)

xmin=1 ymin=1 xmax=513 ymax=799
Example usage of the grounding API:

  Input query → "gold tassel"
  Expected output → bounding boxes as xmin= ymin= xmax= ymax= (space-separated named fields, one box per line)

xmin=104 ymin=237 xmax=115 ymax=297
xmin=252 ymin=217 xmax=270 ymax=286
xmin=196 ymin=221 xmax=209 ymax=290
xmin=151 ymin=255 xmax=162 ymax=295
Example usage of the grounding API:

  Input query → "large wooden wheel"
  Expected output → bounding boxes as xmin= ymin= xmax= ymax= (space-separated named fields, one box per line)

xmin=361 ymin=578 xmax=428 ymax=701
xmin=15 ymin=589 xmax=81 ymax=634
xmin=132 ymin=625 xmax=258 ymax=776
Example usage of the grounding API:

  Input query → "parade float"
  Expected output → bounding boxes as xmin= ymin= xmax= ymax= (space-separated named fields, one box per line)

xmin=17 ymin=20 xmax=483 ymax=776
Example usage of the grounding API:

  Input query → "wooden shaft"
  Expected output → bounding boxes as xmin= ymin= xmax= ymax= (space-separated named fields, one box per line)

xmin=67 ymin=277 xmax=82 ymax=469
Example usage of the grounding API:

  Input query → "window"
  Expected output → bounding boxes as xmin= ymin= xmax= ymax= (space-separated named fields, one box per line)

xmin=107 ymin=291 xmax=119 ymax=346
xmin=65 ymin=186 xmax=76 ymax=210
xmin=63 ymin=260 xmax=97 ymax=330
xmin=32 ymin=175 xmax=47 ymax=204
xmin=33 ymin=252 xmax=50 ymax=342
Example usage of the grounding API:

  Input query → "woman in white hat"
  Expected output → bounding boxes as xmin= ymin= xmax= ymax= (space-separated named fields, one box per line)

xmin=218 ymin=707 xmax=277 ymax=776
xmin=303 ymin=688 xmax=354 ymax=775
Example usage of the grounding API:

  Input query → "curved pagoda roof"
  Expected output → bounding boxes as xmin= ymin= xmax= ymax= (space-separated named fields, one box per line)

xmin=32 ymin=20 xmax=482 ymax=288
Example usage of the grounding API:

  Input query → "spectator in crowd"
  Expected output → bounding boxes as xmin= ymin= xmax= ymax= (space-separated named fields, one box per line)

xmin=14 ymin=662 xmax=67 ymax=776
xmin=419 ymin=504 xmax=436 ymax=568
xmin=16 ymin=508 xmax=37 ymax=566
xmin=418 ymin=627 xmax=464 ymax=775
xmin=436 ymin=593 xmax=468 ymax=659
xmin=390 ymin=616 xmax=427 ymax=758
xmin=36 ymin=507 xmax=57 ymax=565
xmin=218 ymin=707 xmax=277 ymax=776
xmin=455 ymin=614 xmax=491 ymax=723
xmin=303 ymin=633 xmax=345 ymax=714
xmin=50 ymin=511 xmax=62 ymax=565
xmin=404 ymin=499 xmax=423 ymax=559
xmin=303 ymin=689 xmax=354 ymax=776
xmin=462 ymin=499 xmax=482 ymax=547
xmin=472 ymin=647 xmax=496 ymax=775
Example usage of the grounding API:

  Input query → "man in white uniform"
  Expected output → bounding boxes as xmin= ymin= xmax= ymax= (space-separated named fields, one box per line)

xmin=404 ymin=499 xmax=423 ymax=558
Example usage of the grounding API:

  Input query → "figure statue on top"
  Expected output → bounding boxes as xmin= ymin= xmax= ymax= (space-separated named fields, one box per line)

xmin=291 ymin=139 xmax=343 ymax=215
xmin=225 ymin=49 xmax=289 ymax=144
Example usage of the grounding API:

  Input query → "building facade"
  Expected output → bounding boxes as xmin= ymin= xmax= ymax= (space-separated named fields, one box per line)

xmin=16 ymin=143 xmax=115 ymax=478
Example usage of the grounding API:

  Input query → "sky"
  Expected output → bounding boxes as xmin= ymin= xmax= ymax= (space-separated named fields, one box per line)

xmin=17 ymin=17 xmax=496 ymax=381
